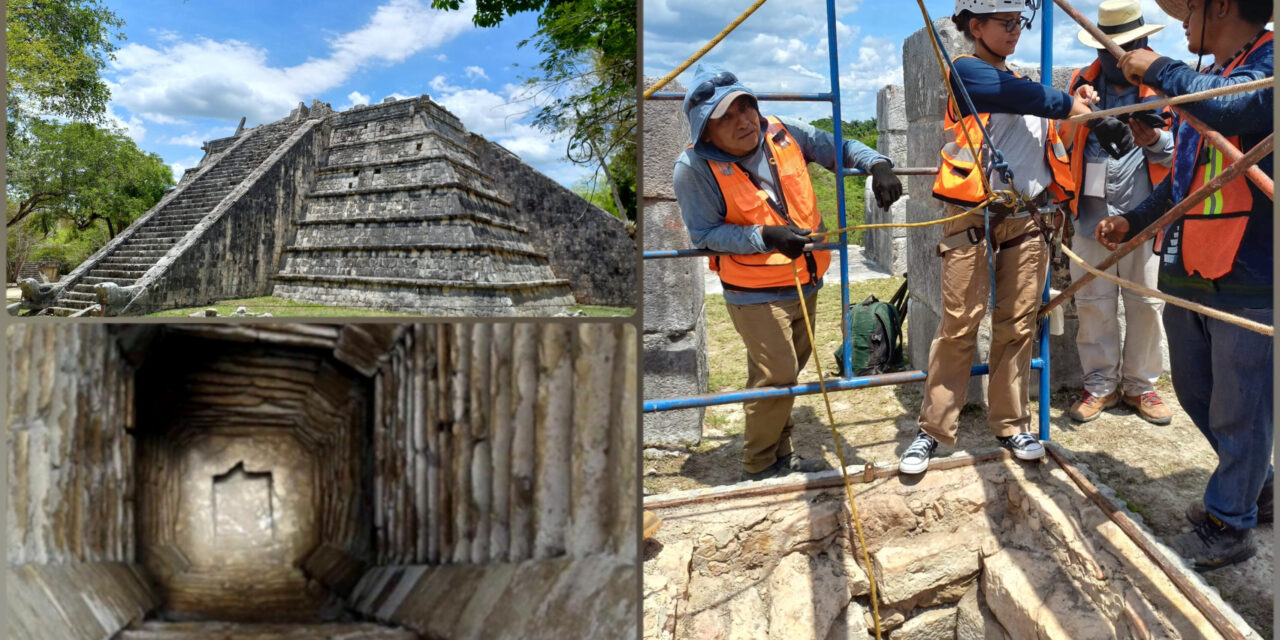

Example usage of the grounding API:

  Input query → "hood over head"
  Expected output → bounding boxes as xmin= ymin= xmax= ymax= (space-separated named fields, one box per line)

xmin=683 ymin=64 xmax=765 ymax=163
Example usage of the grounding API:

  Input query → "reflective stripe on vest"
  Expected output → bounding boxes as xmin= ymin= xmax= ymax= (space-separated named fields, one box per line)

xmin=1064 ymin=57 xmax=1172 ymax=218
xmin=932 ymin=55 xmax=1076 ymax=208
xmin=1176 ymin=31 xmax=1271 ymax=280
xmin=704 ymin=116 xmax=832 ymax=291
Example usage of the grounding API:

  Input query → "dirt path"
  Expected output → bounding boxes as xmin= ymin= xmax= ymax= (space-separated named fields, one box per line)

xmin=644 ymin=280 xmax=1273 ymax=637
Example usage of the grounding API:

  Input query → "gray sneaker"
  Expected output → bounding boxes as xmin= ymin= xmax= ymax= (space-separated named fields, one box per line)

xmin=899 ymin=431 xmax=938 ymax=475
xmin=997 ymin=432 xmax=1045 ymax=461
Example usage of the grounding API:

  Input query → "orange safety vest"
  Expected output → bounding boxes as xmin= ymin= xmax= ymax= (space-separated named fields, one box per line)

xmin=932 ymin=55 xmax=1076 ymax=208
xmin=1065 ymin=57 xmax=1172 ymax=218
xmin=1175 ymin=31 xmax=1272 ymax=280
xmin=705 ymin=116 xmax=832 ymax=291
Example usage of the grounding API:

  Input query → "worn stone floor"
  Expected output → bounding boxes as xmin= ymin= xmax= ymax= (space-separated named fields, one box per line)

xmin=114 ymin=621 xmax=418 ymax=639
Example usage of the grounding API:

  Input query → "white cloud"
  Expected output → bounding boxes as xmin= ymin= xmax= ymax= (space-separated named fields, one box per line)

xmin=160 ymin=126 xmax=235 ymax=147
xmin=108 ymin=0 xmax=476 ymax=124
xmin=465 ymin=65 xmax=488 ymax=80
xmin=105 ymin=106 xmax=147 ymax=143
xmin=168 ymin=155 xmax=204 ymax=182
xmin=430 ymin=75 xmax=461 ymax=93
xmin=436 ymin=53 xmax=448 ymax=62
xmin=347 ymin=90 xmax=371 ymax=106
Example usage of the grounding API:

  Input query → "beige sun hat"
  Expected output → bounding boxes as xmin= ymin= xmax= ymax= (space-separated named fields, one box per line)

xmin=1078 ymin=0 xmax=1167 ymax=48
xmin=1153 ymin=0 xmax=1191 ymax=22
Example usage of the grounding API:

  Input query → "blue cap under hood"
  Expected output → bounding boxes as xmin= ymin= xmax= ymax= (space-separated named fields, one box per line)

xmin=683 ymin=64 xmax=764 ymax=163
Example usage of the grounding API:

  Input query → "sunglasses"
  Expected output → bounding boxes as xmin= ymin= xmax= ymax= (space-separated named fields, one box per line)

xmin=689 ymin=71 xmax=738 ymax=107
xmin=985 ymin=14 xmax=1034 ymax=33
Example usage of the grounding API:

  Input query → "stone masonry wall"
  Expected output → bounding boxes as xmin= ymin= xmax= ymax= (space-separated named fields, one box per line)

xmin=642 ymin=78 xmax=708 ymax=446
xmin=353 ymin=322 xmax=638 ymax=639
xmin=902 ymin=21 xmax=1083 ymax=400
xmin=864 ymin=85 xmax=908 ymax=275
xmin=121 ymin=121 xmax=322 ymax=315
xmin=468 ymin=135 xmax=637 ymax=308
xmin=7 ymin=324 xmax=160 ymax=639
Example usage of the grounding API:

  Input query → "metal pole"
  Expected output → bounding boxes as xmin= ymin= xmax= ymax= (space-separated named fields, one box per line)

xmin=648 ymin=91 xmax=836 ymax=101
xmin=1038 ymin=0 xmax=1053 ymax=441
xmin=826 ymin=0 xmax=853 ymax=378
xmin=644 ymin=365 xmax=993 ymax=412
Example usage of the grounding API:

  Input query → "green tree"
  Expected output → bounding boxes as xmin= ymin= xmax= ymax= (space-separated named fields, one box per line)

xmin=6 ymin=0 xmax=125 ymax=125
xmin=432 ymin=0 xmax=636 ymax=219
xmin=7 ymin=120 xmax=174 ymax=239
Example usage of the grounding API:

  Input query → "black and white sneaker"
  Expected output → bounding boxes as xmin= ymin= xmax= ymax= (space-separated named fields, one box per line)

xmin=899 ymin=431 xmax=938 ymax=475
xmin=997 ymin=432 xmax=1045 ymax=460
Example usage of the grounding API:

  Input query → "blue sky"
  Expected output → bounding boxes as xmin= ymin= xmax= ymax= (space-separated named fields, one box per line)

xmin=101 ymin=0 xmax=592 ymax=186
xmin=643 ymin=0 xmax=1197 ymax=124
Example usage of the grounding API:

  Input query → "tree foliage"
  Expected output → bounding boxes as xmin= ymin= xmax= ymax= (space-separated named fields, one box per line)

xmin=431 ymin=0 xmax=636 ymax=219
xmin=7 ymin=120 xmax=174 ymax=240
xmin=6 ymin=0 xmax=125 ymax=125
xmin=808 ymin=117 xmax=877 ymax=149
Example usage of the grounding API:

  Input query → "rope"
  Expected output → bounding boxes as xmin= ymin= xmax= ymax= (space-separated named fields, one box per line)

xmin=1064 ymin=77 xmax=1274 ymax=123
xmin=1059 ymin=244 xmax=1273 ymax=336
xmin=790 ymin=261 xmax=883 ymax=640
xmin=1040 ymin=132 xmax=1274 ymax=318
xmin=642 ymin=0 xmax=769 ymax=99
xmin=809 ymin=195 xmax=996 ymax=237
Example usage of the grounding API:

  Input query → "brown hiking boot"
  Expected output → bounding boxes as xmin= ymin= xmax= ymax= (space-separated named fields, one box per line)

xmin=1124 ymin=391 xmax=1173 ymax=425
xmin=1068 ymin=389 xmax=1119 ymax=422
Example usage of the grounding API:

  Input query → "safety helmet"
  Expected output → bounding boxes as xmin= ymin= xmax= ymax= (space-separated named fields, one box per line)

xmin=954 ymin=0 xmax=1034 ymax=14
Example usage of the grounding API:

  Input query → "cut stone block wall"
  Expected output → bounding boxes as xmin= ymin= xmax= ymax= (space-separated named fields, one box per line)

xmin=470 ymin=134 xmax=638 ymax=307
xmin=370 ymin=323 xmax=637 ymax=565
xmin=120 ymin=122 xmax=322 ymax=315
xmin=6 ymin=325 xmax=159 ymax=639
xmin=864 ymin=85 xmax=909 ymax=275
xmin=349 ymin=554 xmax=636 ymax=640
xmin=642 ymin=78 xmax=707 ymax=446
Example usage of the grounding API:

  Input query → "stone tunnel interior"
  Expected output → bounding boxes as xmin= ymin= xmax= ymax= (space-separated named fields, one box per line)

xmin=8 ymin=323 xmax=638 ymax=640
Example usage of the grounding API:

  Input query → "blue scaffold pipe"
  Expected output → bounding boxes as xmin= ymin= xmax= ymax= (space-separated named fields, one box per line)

xmin=826 ymin=0 xmax=854 ymax=377
xmin=643 ymin=365 xmax=992 ymax=412
xmin=647 ymin=91 xmax=835 ymax=102
xmin=1038 ymin=0 xmax=1053 ymax=443
xmin=643 ymin=242 xmax=843 ymax=260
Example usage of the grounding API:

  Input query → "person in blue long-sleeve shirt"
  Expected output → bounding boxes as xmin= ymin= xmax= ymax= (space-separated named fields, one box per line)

xmin=1097 ymin=0 xmax=1273 ymax=570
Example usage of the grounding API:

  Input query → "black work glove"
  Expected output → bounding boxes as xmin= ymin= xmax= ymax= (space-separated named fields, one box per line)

xmin=1089 ymin=116 xmax=1135 ymax=159
xmin=1124 ymin=109 xmax=1167 ymax=130
xmin=868 ymin=161 xmax=903 ymax=211
xmin=760 ymin=224 xmax=811 ymax=259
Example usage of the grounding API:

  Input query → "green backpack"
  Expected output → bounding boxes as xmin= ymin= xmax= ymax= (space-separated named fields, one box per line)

xmin=835 ymin=277 xmax=908 ymax=377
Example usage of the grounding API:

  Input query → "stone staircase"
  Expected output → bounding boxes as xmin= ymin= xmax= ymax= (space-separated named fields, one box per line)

xmin=45 ymin=120 xmax=301 ymax=316
xmin=159 ymin=567 xmax=330 ymax=623
xmin=272 ymin=98 xmax=576 ymax=316
xmin=116 ymin=622 xmax=419 ymax=639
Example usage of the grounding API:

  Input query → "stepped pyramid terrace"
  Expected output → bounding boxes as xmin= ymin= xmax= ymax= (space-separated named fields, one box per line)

xmin=16 ymin=96 xmax=636 ymax=317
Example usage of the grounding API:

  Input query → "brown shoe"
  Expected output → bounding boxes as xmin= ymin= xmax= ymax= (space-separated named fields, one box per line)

xmin=1124 ymin=391 xmax=1173 ymax=425
xmin=1068 ymin=390 xmax=1120 ymax=422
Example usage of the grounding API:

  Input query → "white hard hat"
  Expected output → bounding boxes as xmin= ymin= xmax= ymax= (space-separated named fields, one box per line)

xmin=955 ymin=0 xmax=1031 ymax=14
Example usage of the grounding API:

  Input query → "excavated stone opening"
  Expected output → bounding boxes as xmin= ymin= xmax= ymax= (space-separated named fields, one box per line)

xmin=9 ymin=323 xmax=638 ymax=640
xmin=644 ymin=454 xmax=1256 ymax=640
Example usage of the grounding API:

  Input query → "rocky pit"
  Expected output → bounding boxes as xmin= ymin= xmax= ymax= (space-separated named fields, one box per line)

xmin=643 ymin=450 xmax=1260 ymax=640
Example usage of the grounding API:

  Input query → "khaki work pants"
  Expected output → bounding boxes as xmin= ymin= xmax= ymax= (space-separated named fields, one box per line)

xmin=918 ymin=207 xmax=1048 ymax=446
xmin=725 ymin=293 xmax=817 ymax=473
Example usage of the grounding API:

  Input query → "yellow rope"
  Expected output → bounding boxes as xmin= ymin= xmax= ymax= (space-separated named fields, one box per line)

xmin=1059 ymin=243 xmax=1274 ymax=336
xmin=791 ymin=261 xmax=883 ymax=640
xmin=809 ymin=195 xmax=999 ymax=237
xmin=642 ymin=0 xmax=769 ymax=99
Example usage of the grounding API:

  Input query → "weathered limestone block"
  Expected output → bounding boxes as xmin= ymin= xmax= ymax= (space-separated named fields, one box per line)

xmin=643 ymin=315 xmax=708 ymax=446
xmin=903 ymin=20 xmax=972 ymax=123
xmin=981 ymin=547 xmax=1117 ymax=640
xmin=872 ymin=527 xmax=993 ymax=609
xmin=822 ymin=599 xmax=869 ymax=640
xmin=766 ymin=552 xmax=853 ymax=640
xmin=888 ymin=606 xmax=958 ymax=640
xmin=643 ymin=539 xmax=695 ymax=640
xmin=956 ymin=582 xmax=1012 ymax=640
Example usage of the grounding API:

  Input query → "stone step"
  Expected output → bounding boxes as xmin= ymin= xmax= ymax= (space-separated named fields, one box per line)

xmin=272 ymin=272 xmax=571 ymax=292
xmin=80 ymin=276 xmax=138 ymax=287
xmin=111 ymin=249 xmax=168 ymax=259
xmin=116 ymin=622 xmax=419 ymax=640
xmin=84 ymin=268 xmax=148 ymax=279
xmin=49 ymin=306 xmax=89 ymax=316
